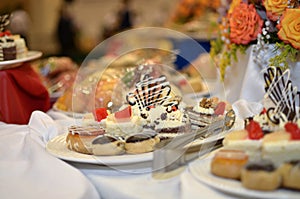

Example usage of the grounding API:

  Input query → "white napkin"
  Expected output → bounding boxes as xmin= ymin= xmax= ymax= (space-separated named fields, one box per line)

xmin=0 ymin=111 xmax=100 ymax=199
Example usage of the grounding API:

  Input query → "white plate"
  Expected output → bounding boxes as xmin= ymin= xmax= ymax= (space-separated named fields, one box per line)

xmin=46 ymin=134 xmax=153 ymax=165
xmin=0 ymin=51 xmax=42 ymax=69
xmin=189 ymin=156 xmax=300 ymax=199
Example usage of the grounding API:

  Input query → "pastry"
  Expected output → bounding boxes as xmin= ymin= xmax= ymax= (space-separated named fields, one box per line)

xmin=262 ymin=122 xmax=300 ymax=166
xmin=10 ymin=34 xmax=27 ymax=58
xmin=101 ymin=105 xmax=146 ymax=137
xmin=210 ymin=149 xmax=248 ymax=179
xmin=91 ymin=134 xmax=125 ymax=156
xmin=223 ymin=121 xmax=264 ymax=161
xmin=186 ymin=97 xmax=231 ymax=130
xmin=0 ymin=36 xmax=16 ymax=61
xmin=280 ymin=160 xmax=300 ymax=190
xmin=241 ymin=160 xmax=281 ymax=191
xmin=146 ymin=104 xmax=190 ymax=134
xmin=124 ymin=130 xmax=160 ymax=154
xmin=66 ymin=125 xmax=105 ymax=154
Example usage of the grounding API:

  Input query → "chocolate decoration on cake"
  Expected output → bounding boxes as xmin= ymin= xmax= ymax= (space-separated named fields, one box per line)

xmin=125 ymin=131 xmax=157 ymax=143
xmin=0 ymin=14 xmax=10 ymax=32
xmin=264 ymin=67 xmax=300 ymax=123
xmin=92 ymin=135 xmax=120 ymax=145
xmin=126 ymin=73 xmax=171 ymax=117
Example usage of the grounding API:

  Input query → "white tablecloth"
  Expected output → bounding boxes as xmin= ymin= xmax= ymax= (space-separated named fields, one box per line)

xmin=0 ymin=104 xmax=260 ymax=199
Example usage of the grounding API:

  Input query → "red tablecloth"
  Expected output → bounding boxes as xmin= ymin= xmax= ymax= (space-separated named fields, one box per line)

xmin=0 ymin=62 xmax=50 ymax=124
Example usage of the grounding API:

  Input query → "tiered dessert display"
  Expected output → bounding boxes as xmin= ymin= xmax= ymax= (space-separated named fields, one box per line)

xmin=210 ymin=67 xmax=300 ymax=191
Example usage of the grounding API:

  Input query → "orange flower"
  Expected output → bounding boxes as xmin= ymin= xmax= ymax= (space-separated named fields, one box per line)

xmin=277 ymin=8 xmax=300 ymax=50
xmin=229 ymin=3 xmax=264 ymax=45
xmin=263 ymin=0 xmax=293 ymax=21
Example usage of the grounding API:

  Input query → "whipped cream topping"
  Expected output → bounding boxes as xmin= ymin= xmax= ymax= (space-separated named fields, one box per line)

xmin=192 ymin=106 xmax=214 ymax=115
xmin=102 ymin=113 xmax=146 ymax=137
xmin=148 ymin=105 xmax=186 ymax=129
xmin=0 ymin=37 xmax=16 ymax=48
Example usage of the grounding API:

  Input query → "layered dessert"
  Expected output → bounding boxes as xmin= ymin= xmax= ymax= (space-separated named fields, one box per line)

xmin=91 ymin=134 xmax=125 ymax=156
xmin=222 ymin=120 xmax=264 ymax=161
xmin=262 ymin=122 xmax=300 ymax=166
xmin=10 ymin=34 xmax=28 ymax=59
xmin=124 ymin=130 xmax=160 ymax=154
xmin=100 ymin=105 xmax=146 ymax=137
xmin=241 ymin=160 xmax=281 ymax=191
xmin=186 ymin=97 xmax=231 ymax=130
xmin=66 ymin=125 xmax=106 ymax=154
xmin=0 ymin=35 xmax=16 ymax=61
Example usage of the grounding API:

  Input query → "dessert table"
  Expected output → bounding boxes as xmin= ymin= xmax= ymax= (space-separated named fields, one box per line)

xmin=0 ymin=100 xmax=259 ymax=199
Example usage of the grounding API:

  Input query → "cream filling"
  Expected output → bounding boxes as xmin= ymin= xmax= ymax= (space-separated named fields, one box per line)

xmin=192 ymin=105 xmax=214 ymax=115
xmin=92 ymin=141 xmax=125 ymax=156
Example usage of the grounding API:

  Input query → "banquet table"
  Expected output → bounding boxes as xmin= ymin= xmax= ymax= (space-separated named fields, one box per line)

xmin=0 ymin=103 xmax=263 ymax=199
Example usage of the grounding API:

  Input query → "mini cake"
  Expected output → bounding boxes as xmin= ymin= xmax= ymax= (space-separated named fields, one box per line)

xmin=91 ymin=134 xmax=125 ymax=156
xmin=126 ymin=73 xmax=190 ymax=135
xmin=186 ymin=97 xmax=231 ymax=130
xmin=101 ymin=106 xmax=146 ymax=137
xmin=223 ymin=121 xmax=264 ymax=161
xmin=262 ymin=122 xmax=300 ymax=166
xmin=241 ymin=160 xmax=281 ymax=191
xmin=124 ymin=130 xmax=160 ymax=154
xmin=245 ymin=108 xmax=286 ymax=134
xmin=210 ymin=149 xmax=248 ymax=179
xmin=0 ymin=36 xmax=16 ymax=61
xmin=280 ymin=160 xmax=300 ymax=190
xmin=66 ymin=125 xmax=106 ymax=154
xmin=10 ymin=35 xmax=28 ymax=58
xmin=146 ymin=104 xmax=190 ymax=134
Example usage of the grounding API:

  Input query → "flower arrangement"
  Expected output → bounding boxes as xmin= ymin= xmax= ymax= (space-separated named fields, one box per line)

xmin=210 ymin=0 xmax=300 ymax=80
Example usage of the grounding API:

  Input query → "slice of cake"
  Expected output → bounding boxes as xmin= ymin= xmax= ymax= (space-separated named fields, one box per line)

xmin=186 ymin=97 xmax=231 ymax=130
xmin=10 ymin=35 xmax=28 ymax=59
xmin=0 ymin=36 xmax=16 ymax=61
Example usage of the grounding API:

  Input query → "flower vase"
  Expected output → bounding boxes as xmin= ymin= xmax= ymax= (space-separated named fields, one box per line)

xmin=217 ymin=44 xmax=300 ymax=104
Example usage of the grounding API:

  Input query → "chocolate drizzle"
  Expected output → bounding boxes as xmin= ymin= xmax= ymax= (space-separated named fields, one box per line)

xmin=126 ymin=72 xmax=171 ymax=117
xmin=0 ymin=14 xmax=10 ymax=32
xmin=264 ymin=67 xmax=300 ymax=123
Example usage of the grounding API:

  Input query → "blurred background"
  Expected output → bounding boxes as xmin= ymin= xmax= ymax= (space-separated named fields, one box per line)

xmin=1 ymin=0 xmax=220 ymax=62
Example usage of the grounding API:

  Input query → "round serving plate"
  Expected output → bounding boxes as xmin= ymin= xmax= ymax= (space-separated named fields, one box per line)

xmin=0 ymin=51 xmax=42 ymax=70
